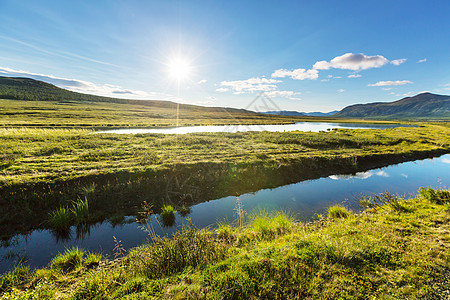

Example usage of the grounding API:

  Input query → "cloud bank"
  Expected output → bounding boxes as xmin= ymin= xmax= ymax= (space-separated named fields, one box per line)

xmin=368 ymin=80 xmax=413 ymax=87
xmin=313 ymin=53 xmax=389 ymax=71
xmin=0 ymin=66 xmax=152 ymax=99
xmin=219 ymin=77 xmax=281 ymax=94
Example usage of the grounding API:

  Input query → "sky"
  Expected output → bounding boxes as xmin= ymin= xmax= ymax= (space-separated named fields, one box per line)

xmin=0 ymin=0 xmax=449 ymax=112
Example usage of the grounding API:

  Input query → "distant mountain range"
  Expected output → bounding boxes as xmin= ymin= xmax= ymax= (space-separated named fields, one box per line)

xmin=263 ymin=110 xmax=339 ymax=117
xmin=335 ymin=92 xmax=450 ymax=120
xmin=1 ymin=76 xmax=448 ymax=120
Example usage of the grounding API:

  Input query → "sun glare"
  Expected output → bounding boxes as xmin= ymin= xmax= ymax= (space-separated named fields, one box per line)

xmin=168 ymin=57 xmax=191 ymax=80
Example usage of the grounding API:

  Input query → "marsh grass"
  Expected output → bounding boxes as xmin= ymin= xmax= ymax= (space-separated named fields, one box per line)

xmin=249 ymin=210 xmax=295 ymax=239
xmin=327 ymin=205 xmax=351 ymax=219
xmin=48 ymin=207 xmax=72 ymax=232
xmin=159 ymin=205 xmax=176 ymax=227
xmin=2 ymin=188 xmax=450 ymax=299
xmin=419 ymin=186 xmax=450 ymax=204
xmin=71 ymin=197 xmax=89 ymax=225
xmin=1 ymin=123 xmax=449 ymax=239
xmin=0 ymin=265 xmax=29 ymax=293
xmin=359 ymin=191 xmax=411 ymax=213
xmin=50 ymin=247 xmax=85 ymax=272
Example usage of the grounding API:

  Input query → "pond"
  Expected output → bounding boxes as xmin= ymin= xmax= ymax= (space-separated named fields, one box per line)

xmin=1 ymin=154 xmax=448 ymax=274
xmin=95 ymin=122 xmax=415 ymax=134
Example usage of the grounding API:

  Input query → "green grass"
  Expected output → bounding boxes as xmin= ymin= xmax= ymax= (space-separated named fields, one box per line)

xmin=327 ymin=205 xmax=351 ymax=219
xmin=50 ymin=247 xmax=85 ymax=272
xmin=71 ymin=197 xmax=89 ymax=225
xmin=47 ymin=207 xmax=72 ymax=232
xmin=1 ymin=123 xmax=449 ymax=239
xmin=1 ymin=188 xmax=449 ymax=299
xmin=159 ymin=205 xmax=176 ymax=227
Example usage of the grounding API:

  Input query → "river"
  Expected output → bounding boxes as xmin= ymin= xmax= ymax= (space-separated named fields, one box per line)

xmin=0 ymin=153 xmax=448 ymax=274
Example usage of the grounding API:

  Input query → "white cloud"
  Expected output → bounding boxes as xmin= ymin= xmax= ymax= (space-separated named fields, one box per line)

xmin=320 ymin=79 xmax=330 ymax=82
xmin=338 ymin=89 xmax=345 ymax=93
xmin=442 ymin=158 xmax=450 ymax=164
xmin=0 ymin=66 xmax=152 ymax=99
xmin=271 ymin=68 xmax=318 ymax=80
xmin=418 ymin=58 xmax=427 ymax=63
xmin=348 ymin=74 xmax=362 ymax=78
xmin=220 ymin=77 xmax=281 ymax=93
xmin=382 ymin=87 xmax=393 ymax=91
xmin=215 ymin=87 xmax=229 ymax=92
xmin=368 ymin=80 xmax=413 ymax=87
xmin=329 ymin=171 xmax=372 ymax=180
xmin=265 ymin=90 xmax=301 ymax=100
xmin=390 ymin=58 xmax=407 ymax=66
xmin=206 ymin=96 xmax=216 ymax=100
xmin=198 ymin=79 xmax=207 ymax=84
xmin=313 ymin=53 xmax=389 ymax=71
xmin=375 ymin=170 xmax=390 ymax=177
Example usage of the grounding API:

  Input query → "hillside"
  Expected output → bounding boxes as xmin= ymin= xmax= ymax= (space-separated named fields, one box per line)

xmin=335 ymin=92 xmax=450 ymax=120
xmin=0 ymin=76 xmax=253 ymax=115
xmin=0 ymin=76 xmax=305 ymax=127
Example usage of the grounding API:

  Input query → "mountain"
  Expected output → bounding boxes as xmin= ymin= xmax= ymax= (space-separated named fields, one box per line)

xmin=302 ymin=110 xmax=339 ymax=117
xmin=263 ymin=110 xmax=305 ymax=117
xmin=263 ymin=110 xmax=338 ymax=117
xmin=0 ymin=76 xmax=256 ymax=114
xmin=335 ymin=93 xmax=450 ymax=120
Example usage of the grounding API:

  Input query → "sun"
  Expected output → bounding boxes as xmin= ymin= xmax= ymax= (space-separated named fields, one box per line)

xmin=168 ymin=57 xmax=191 ymax=80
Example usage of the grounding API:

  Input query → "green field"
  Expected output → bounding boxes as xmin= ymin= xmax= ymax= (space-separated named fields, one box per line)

xmin=1 ymin=188 xmax=449 ymax=299
xmin=0 ymin=81 xmax=449 ymax=298
xmin=1 ymin=122 xmax=449 ymax=239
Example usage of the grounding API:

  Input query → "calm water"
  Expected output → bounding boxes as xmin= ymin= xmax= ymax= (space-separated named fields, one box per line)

xmin=95 ymin=122 xmax=413 ymax=134
xmin=1 ymin=154 xmax=448 ymax=273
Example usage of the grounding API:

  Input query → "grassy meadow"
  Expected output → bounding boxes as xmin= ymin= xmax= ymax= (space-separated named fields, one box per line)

xmin=0 ymin=121 xmax=449 ymax=239
xmin=0 ymin=98 xmax=306 ymax=127
xmin=1 ymin=188 xmax=449 ymax=299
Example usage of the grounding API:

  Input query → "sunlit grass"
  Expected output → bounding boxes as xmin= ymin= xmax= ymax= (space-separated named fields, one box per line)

xmin=2 ymin=188 xmax=449 ymax=299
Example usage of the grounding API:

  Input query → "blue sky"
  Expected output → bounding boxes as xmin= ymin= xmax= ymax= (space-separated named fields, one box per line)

xmin=0 ymin=0 xmax=449 ymax=112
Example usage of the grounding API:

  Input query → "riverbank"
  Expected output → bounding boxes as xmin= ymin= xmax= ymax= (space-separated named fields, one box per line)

xmin=1 ymin=187 xmax=449 ymax=299
xmin=1 ymin=123 xmax=449 ymax=239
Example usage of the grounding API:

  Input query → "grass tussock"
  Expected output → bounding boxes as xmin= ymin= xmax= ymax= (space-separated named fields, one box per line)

xmin=50 ymin=247 xmax=85 ymax=272
xmin=159 ymin=205 xmax=176 ymax=227
xmin=327 ymin=205 xmax=351 ymax=219
xmin=2 ymin=187 xmax=449 ymax=299
xmin=47 ymin=207 xmax=72 ymax=232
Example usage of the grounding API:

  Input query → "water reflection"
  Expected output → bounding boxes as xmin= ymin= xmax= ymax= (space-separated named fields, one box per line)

xmin=329 ymin=169 xmax=390 ymax=180
xmin=0 ymin=154 xmax=448 ymax=273
xmin=95 ymin=122 xmax=414 ymax=135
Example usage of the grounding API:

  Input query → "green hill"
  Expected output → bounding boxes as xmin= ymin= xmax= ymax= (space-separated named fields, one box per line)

xmin=335 ymin=92 xmax=450 ymax=120
xmin=0 ymin=76 xmax=309 ymax=127
xmin=0 ymin=76 xmax=253 ymax=114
